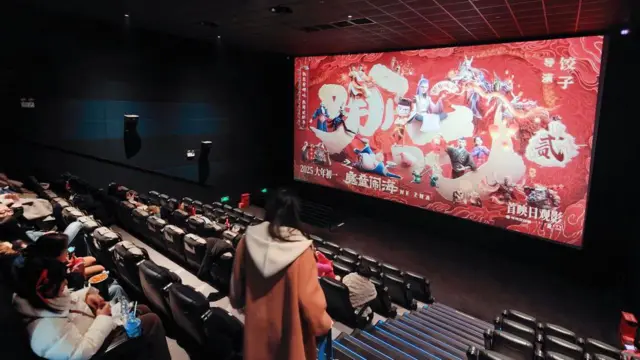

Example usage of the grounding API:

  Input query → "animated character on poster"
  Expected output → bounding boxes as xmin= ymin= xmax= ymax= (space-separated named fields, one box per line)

xmin=445 ymin=137 xmax=477 ymax=179
xmin=408 ymin=76 xmax=447 ymax=133
xmin=471 ymin=136 xmax=490 ymax=167
xmin=354 ymin=144 xmax=401 ymax=179
xmin=312 ymin=103 xmax=330 ymax=132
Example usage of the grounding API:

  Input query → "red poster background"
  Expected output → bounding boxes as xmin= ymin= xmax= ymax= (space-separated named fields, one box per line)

xmin=293 ymin=36 xmax=604 ymax=247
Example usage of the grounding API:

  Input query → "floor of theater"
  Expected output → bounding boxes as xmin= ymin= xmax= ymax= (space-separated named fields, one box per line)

xmin=306 ymin=215 xmax=621 ymax=345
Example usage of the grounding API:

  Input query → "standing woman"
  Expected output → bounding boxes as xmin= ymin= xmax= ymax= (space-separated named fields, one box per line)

xmin=230 ymin=188 xmax=332 ymax=360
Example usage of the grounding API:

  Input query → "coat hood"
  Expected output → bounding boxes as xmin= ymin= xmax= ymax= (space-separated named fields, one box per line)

xmin=244 ymin=222 xmax=312 ymax=278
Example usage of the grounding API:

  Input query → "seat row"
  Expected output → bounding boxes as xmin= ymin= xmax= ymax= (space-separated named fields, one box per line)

xmin=32 ymin=180 xmax=245 ymax=359
xmin=312 ymin=234 xmax=433 ymax=313
xmin=482 ymin=309 xmax=625 ymax=360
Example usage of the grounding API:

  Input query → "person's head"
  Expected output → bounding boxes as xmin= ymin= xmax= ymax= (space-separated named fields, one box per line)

xmin=474 ymin=136 xmax=483 ymax=146
xmin=417 ymin=76 xmax=430 ymax=96
xmin=264 ymin=188 xmax=304 ymax=241
xmin=457 ymin=137 xmax=467 ymax=148
xmin=23 ymin=233 xmax=69 ymax=263
xmin=357 ymin=264 xmax=374 ymax=278
xmin=13 ymin=257 xmax=69 ymax=312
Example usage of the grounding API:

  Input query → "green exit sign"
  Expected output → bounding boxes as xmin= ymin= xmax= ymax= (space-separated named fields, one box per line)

xmin=261 ymin=188 xmax=268 ymax=193
xmin=220 ymin=196 xmax=230 ymax=203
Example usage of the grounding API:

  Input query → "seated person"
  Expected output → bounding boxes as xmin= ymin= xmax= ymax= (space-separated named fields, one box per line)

xmin=342 ymin=266 xmax=377 ymax=317
xmin=15 ymin=233 xmax=127 ymax=301
xmin=146 ymin=205 xmax=161 ymax=216
xmin=12 ymin=257 xmax=171 ymax=360
xmin=314 ymin=249 xmax=335 ymax=279
xmin=197 ymin=238 xmax=234 ymax=283
xmin=0 ymin=241 xmax=19 ymax=284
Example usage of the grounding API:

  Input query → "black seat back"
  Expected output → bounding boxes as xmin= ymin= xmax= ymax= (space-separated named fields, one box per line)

xmin=148 ymin=191 xmax=161 ymax=206
xmin=112 ymin=241 xmax=149 ymax=292
xmin=543 ymin=335 xmax=583 ymax=359
xmin=192 ymin=201 xmax=204 ymax=214
xmin=471 ymin=348 xmax=518 ymax=360
xmin=203 ymin=308 xmax=244 ymax=358
xmin=163 ymin=225 xmax=186 ymax=260
xmin=51 ymin=197 xmax=70 ymax=210
xmin=498 ymin=318 xmax=537 ymax=344
xmin=502 ymin=310 xmax=538 ymax=330
xmin=168 ymin=283 xmax=210 ymax=344
xmin=324 ymin=241 xmax=341 ymax=254
xmin=369 ymin=277 xmax=397 ymax=317
xmin=544 ymin=351 xmax=575 ymax=360
xmin=360 ymin=256 xmax=381 ymax=278
xmin=209 ymin=250 xmax=234 ymax=292
xmin=203 ymin=204 xmax=215 ymax=220
xmin=317 ymin=247 xmax=336 ymax=260
xmin=182 ymin=197 xmax=194 ymax=207
xmin=131 ymin=208 xmax=150 ymax=237
xmin=89 ymin=227 xmax=121 ymax=270
xmin=186 ymin=215 xmax=205 ymax=235
xmin=138 ymin=260 xmax=179 ymax=317
xmin=146 ymin=216 xmax=168 ymax=250
xmin=383 ymin=273 xmax=416 ymax=310
xmin=542 ymin=323 xmax=577 ymax=344
xmin=170 ymin=209 xmax=190 ymax=230
xmin=183 ymin=234 xmax=208 ymax=270
xmin=340 ymin=248 xmax=360 ymax=262
xmin=333 ymin=255 xmax=356 ymax=278
xmin=584 ymin=339 xmax=621 ymax=359
xmin=403 ymin=271 xmax=432 ymax=302
xmin=310 ymin=234 xmax=325 ymax=248
xmin=212 ymin=202 xmax=223 ymax=209
xmin=485 ymin=329 xmax=535 ymax=360
xmin=319 ymin=277 xmax=358 ymax=327
xmin=61 ymin=206 xmax=84 ymax=225
xmin=381 ymin=263 xmax=403 ymax=278
xmin=160 ymin=197 xmax=177 ymax=220
xmin=158 ymin=194 xmax=169 ymax=208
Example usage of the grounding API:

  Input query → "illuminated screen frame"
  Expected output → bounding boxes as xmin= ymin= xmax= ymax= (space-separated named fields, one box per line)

xmin=293 ymin=34 xmax=608 ymax=248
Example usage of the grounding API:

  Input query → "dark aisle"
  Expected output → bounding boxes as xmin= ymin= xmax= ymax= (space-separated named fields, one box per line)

xmin=308 ymin=215 xmax=621 ymax=344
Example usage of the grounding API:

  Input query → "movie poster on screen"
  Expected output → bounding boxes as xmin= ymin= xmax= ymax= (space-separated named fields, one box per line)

xmin=293 ymin=36 xmax=604 ymax=246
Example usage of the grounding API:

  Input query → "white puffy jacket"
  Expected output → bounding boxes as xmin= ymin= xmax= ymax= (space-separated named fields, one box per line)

xmin=13 ymin=287 xmax=116 ymax=360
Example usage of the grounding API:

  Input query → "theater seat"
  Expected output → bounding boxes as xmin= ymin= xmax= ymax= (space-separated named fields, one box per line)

xmin=89 ymin=227 xmax=122 ymax=271
xmin=317 ymin=247 xmax=336 ymax=260
xmin=360 ymin=256 xmax=382 ymax=278
xmin=160 ymin=197 xmax=178 ymax=220
xmin=340 ymin=248 xmax=360 ymax=262
xmin=187 ymin=215 xmax=224 ymax=238
xmin=183 ymin=234 xmax=209 ymax=270
xmin=202 ymin=308 xmax=244 ymax=359
xmin=543 ymin=335 xmax=583 ymax=359
xmin=223 ymin=204 xmax=233 ymax=213
xmin=138 ymin=260 xmax=181 ymax=317
xmin=203 ymin=204 xmax=216 ymax=220
xmin=78 ymin=216 xmax=100 ymax=234
xmin=209 ymin=250 xmax=234 ymax=292
xmin=541 ymin=323 xmax=578 ymax=344
xmin=212 ymin=202 xmax=223 ymax=209
xmin=192 ymin=200 xmax=204 ymax=214
xmin=170 ymin=209 xmax=190 ymax=230
xmin=146 ymin=216 xmax=168 ymax=250
xmin=333 ymin=259 xmax=356 ymax=279
xmin=222 ymin=228 xmax=243 ymax=247
xmin=591 ymin=354 xmax=620 ymax=360
xmin=158 ymin=194 xmax=169 ymax=207
xmin=212 ymin=209 xmax=227 ymax=223
xmin=112 ymin=241 xmax=149 ymax=293
xmin=131 ymin=208 xmax=150 ymax=238
xmin=148 ymin=191 xmax=161 ymax=206
xmin=310 ymin=234 xmax=325 ymax=248
xmin=468 ymin=347 xmax=519 ymax=360
xmin=51 ymin=197 xmax=70 ymax=210
xmin=369 ymin=277 xmax=397 ymax=317
xmin=403 ymin=271 xmax=433 ymax=303
xmin=168 ymin=283 xmax=211 ymax=344
xmin=324 ymin=241 xmax=341 ymax=254
xmin=62 ymin=206 xmax=85 ymax=226
xmin=319 ymin=277 xmax=373 ymax=329
xmin=182 ymin=197 xmax=194 ymax=208
xmin=584 ymin=339 xmax=621 ymax=359
xmin=382 ymin=273 xmax=417 ymax=310
xmin=164 ymin=225 xmax=187 ymax=260
xmin=381 ymin=263 xmax=403 ymax=278
xmin=502 ymin=309 xmax=539 ymax=330
xmin=485 ymin=329 xmax=538 ymax=360
xmin=545 ymin=352 xmax=576 ymax=360
xmin=495 ymin=317 xmax=537 ymax=344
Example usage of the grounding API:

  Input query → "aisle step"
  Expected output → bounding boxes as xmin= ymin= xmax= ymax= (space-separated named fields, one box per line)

xmin=420 ymin=307 xmax=488 ymax=333
xmin=405 ymin=314 xmax=484 ymax=346
xmin=378 ymin=322 xmax=466 ymax=360
xmin=388 ymin=320 xmax=469 ymax=355
xmin=413 ymin=311 xmax=484 ymax=338
xmin=333 ymin=342 xmax=364 ymax=360
xmin=430 ymin=304 xmax=491 ymax=329
xmin=353 ymin=330 xmax=417 ymax=360
xmin=338 ymin=334 xmax=389 ymax=360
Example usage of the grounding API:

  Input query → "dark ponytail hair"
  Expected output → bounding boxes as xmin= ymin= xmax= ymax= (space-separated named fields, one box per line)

xmin=264 ymin=188 xmax=306 ymax=241
xmin=13 ymin=257 xmax=68 ymax=312
xmin=22 ymin=233 xmax=69 ymax=259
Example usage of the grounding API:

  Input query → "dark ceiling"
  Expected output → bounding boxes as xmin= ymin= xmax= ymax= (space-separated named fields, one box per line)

xmin=19 ymin=0 xmax=632 ymax=55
